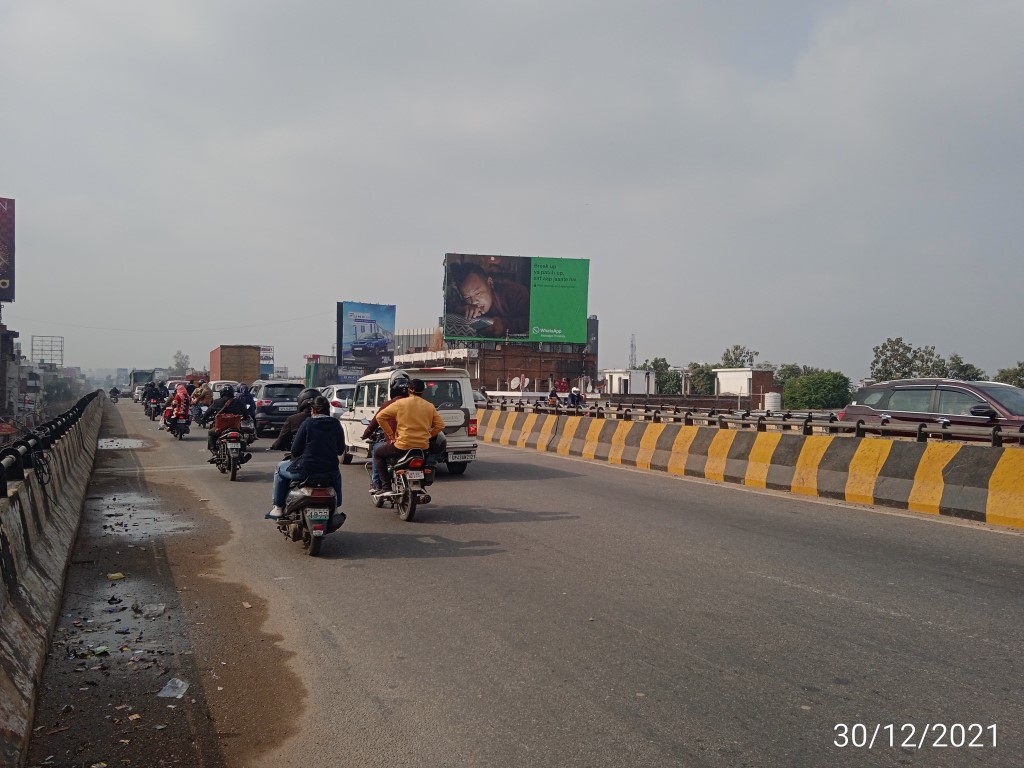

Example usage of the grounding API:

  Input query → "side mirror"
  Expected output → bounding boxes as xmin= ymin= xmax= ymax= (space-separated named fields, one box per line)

xmin=360 ymin=418 xmax=370 ymax=425
xmin=969 ymin=404 xmax=999 ymax=419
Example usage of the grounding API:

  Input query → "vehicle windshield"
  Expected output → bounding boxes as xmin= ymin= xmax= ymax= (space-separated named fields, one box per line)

xmin=974 ymin=383 xmax=1024 ymax=416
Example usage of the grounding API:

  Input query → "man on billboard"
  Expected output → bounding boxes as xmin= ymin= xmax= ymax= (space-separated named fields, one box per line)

xmin=447 ymin=261 xmax=530 ymax=338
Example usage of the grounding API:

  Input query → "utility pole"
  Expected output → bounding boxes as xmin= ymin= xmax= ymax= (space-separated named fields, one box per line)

xmin=628 ymin=334 xmax=636 ymax=370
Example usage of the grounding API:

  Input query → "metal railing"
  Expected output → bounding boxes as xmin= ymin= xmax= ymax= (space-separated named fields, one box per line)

xmin=480 ymin=399 xmax=1024 ymax=448
xmin=0 ymin=391 xmax=100 ymax=496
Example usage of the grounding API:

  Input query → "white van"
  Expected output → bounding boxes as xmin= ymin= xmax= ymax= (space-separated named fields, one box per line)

xmin=339 ymin=367 xmax=478 ymax=474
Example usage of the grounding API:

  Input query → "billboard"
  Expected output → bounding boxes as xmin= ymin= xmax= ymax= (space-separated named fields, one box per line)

xmin=259 ymin=345 xmax=275 ymax=378
xmin=337 ymin=302 xmax=396 ymax=372
xmin=443 ymin=254 xmax=589 ymax=343
xmin=0 ymin=198 xmax=14 ymax=302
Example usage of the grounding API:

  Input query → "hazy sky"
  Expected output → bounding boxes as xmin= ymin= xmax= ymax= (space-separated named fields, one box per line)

xmin=2 ymin=1 xmax=1022 ymax=381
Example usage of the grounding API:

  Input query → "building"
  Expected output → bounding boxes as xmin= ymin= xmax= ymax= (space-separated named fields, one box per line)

xmin=712 ymin=367 xmax=778 ymax=408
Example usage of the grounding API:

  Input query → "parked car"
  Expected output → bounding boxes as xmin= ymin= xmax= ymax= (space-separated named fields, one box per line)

xmin=320 ymin=384 xmax=356 ymax=420
xmin=838 ymin=379 xmax=1024 ymax=436
xmin=248 ymin=380 xmax=306 ymax=437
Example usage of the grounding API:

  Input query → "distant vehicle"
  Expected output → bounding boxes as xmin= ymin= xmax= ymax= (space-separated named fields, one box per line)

xmin=473 ymin=391 xmax=488 ymax=409
xmin=208 ymin=380 xmax=239 ymax=398
xmin=838 ymin=379 xmax=1024 ymax=437
xmin=133 ymin=386 xmax=145 ymax=403
xmin=320 ymin=384 xmax=356 ymax=420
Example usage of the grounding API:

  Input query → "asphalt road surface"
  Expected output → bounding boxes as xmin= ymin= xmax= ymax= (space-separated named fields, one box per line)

xmin=37 ymin=402 xmax=1024 ymax=767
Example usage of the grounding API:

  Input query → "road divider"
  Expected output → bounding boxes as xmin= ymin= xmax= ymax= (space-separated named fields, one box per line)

xmin=476 ymin=409 xmax=1024 ymax=529
xmin=0 ymin=392 xmax=102 ymax=767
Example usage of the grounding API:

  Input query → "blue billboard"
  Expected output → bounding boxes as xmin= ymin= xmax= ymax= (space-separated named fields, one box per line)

xmin=337 ymin=302 xmax=396 ymax=371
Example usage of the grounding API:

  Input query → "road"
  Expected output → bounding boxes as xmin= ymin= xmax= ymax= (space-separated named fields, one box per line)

xmin=36 ymin=401 xmax=1024 ymax=767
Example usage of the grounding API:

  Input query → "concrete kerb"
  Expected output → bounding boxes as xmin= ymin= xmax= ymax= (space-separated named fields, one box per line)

xmin=476 ymin=409 xmax=1024 ymax=530
xmin=0 ymin=395 xmax=103 ymax=767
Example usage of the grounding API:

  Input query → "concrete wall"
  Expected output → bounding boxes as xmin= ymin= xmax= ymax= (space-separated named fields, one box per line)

xmin=0 ymin=395 xmax=101 ymax=767
xmin=476 ymin=409 xmax=1024 ymax=529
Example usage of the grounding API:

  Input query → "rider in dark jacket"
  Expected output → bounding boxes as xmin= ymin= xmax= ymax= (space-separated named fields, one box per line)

xmin=270 ymin=388 xmax=318 ymax=451
xmin=267 ymin=396 xmax=344 ymax=520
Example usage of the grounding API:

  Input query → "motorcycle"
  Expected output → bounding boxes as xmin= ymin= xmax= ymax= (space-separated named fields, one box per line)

xmin=274 ymin=470 xmax=344 ymax=557
xmin=210 ymin=415 xmax=251 ymax=481
xmin=368 ymin=446 xmax=436 ymax=521
xmin=110 ymin=393 xmax=119 ymax=404
xmin=145 ymin=397 xmax=162 ymax=421
xmin=165 ymin=414 xmax=191 ymax=440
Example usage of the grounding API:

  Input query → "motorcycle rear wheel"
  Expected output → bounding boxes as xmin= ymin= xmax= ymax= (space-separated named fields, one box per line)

xmin=304 ymin=530 xmax=323 ymax=557
xmin=397 ymin=488 xmax=417 ymax=522
xmin=229 ymin=455 xmax=238 ymax=481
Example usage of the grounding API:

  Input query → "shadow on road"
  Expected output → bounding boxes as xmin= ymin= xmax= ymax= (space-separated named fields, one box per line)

xmin=416 ymin=504 xmax=579 ymax=526
xmin=457 ymin=459 xmax=584 ymax=481
xmin=320 ymin=531 xmax=504 ymax=560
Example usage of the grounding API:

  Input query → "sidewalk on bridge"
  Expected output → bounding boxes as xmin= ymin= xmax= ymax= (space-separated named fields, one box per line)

xmin=25 ymin=402 xmax=299 ymax=768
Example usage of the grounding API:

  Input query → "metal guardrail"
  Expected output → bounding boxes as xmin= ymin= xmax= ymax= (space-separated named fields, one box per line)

xmin=0 ymin=391 xmax=100 ymax=497
xmin=481 ymin=399 xmax=1024 ymax=448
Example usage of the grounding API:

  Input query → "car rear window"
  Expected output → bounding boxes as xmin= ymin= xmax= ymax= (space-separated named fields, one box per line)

xmin=855 ymin=388 xmax=887 ymax=407
xmin=975 ymin=383 xmax=1024 ymax=416
xmin=265 ymin=384 xmax=303 ymax=399
xmin=420 ymin=380 xmax=463 ymax=408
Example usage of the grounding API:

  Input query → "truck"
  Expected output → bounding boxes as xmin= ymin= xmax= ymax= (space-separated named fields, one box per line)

xmin=210 ymin=345 xmax=261 ymax=384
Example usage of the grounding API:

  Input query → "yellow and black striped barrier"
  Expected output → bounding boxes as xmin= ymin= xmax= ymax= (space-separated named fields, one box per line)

xmin=476 ymin=409 xmax=1024 ymax=529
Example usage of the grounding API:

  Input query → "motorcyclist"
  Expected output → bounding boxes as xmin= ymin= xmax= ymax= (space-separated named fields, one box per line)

xmin=204 ymin=384 xmax=249 ymax=461
xmin=373 ymin=378 xmax=445 ymax=493
xmin=156 ymin=380 xmax=169 ymax=401
xmin=567 ymin=387 xmax=584 ymax=408
xmin=271 ymin=387 xmax=319 ymax=451
xmin=191 ymin=379 xmax=213 ymax=422
xmin=142 ymin=381 xmax=157 ymax=403
xmin=109 ymin=386 xmax=120 ymax=399
xmin=236 ymin=383 xmax=257 ymax=418
xmin=185 ymin=379 xmax=197 ymax=397
xmin=267 ymin=395 xmax=344 ymax=521
xmin=163 ymin=384 xmax=191 ymax=430
xmin=362 ymin=377 xmax=410 ymax=493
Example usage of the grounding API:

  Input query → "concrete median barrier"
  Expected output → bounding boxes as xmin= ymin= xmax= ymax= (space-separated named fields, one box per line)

xmin=476 ymin=409 xmax=1024 ymax=530
xmin=0 ymin=394 xmax=102 ymax=767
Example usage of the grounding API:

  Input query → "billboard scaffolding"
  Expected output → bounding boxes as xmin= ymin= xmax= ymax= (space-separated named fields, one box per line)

xmin=0 ymin=198 xmax=13 ymax=303
xmin=31 ymin=336 xmax=64 ymax=367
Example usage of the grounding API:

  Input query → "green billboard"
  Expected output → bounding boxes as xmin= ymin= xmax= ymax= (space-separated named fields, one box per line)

xmin=443 ymin=254 xmax=589 ymax=343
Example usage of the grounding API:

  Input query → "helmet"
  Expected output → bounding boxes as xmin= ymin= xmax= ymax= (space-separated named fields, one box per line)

xmin=571 ymin=387 xmax=580 ymax=394
xmin=297 ymin=387 xmax=320 ymax=410
xmin=198 ymin=379 xmax=206 ymax=385
xmin=220 ymin=385 xmax=235 ymax=398
xmin=390 ymin=374 xmax=410 ymax=398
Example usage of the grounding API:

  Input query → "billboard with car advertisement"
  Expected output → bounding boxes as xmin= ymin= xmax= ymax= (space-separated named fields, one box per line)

xmin=0 ymin=198 xmax=14 ymax=302
xmin=337 ymin=302 xmax=396 ymax=372
xmin=443 ymin=254 xmax=589 ymax=343
xmin=259 ymin=345 xmax=275 ymax=378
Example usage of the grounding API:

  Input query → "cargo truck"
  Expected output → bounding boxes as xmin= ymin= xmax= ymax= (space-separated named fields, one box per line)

xmin=210 ymin=345 xmax=261 ymax=383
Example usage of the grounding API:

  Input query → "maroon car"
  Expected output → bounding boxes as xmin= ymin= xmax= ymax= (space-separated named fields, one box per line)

xmin=838 ymin=379 xmax=1024 ymax=437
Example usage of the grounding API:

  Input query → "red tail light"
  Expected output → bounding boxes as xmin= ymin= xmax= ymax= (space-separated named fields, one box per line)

xmin=310 ymin=488 xmax=333 ymax=497
xmin=257 ymin=399 xmax=272 ymax=407
xmin=837 ymin=410 xmax=846 ymax=421
xmin=468 ymin=418 xmax=478 ymax=436
xmin=331 ymin=400 xmax=343 ymax=408
xmin=227 ymin=432 xmax=240 ymax=439
xmin=409 ymin=458 xmax=424 ymax=469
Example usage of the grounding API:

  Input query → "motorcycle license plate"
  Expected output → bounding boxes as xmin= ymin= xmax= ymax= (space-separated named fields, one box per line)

xmin=305 ymin=508 xmax=331 ymax=520
xmin=406 ymin=470 xmax=425 ymax=480
xmin=227 ymin=444 xmax=240 ymax=452
xmin=448 ymin=451 xmax=476 ymax=462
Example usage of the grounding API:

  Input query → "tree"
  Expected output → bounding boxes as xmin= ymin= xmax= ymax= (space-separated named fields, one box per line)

xmin=784 ymin=371 xmax=852 ymax=410
xmin=720 ymin=345 xmax=759 ymax=368
xmin=685 ymin=362 xmax=716 ymax=395
xmin=870 ymin=337 xmax=915 ymax=380
xmin=773 ymin=363 xmax=822 ymax=390
xmin=947 ymin=353 xmax=986 ymax=381
xmin=639 ymin=357 xmax=682 ymax=395
xmin=169 ymin=350 xmax=190 ymax=376
xmin=995 ymin=362 xmax=1024 ymax=388
xmin=912 ymin=345 xmax=948 ymax=377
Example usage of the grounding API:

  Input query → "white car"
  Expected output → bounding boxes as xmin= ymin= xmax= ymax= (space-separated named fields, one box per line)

xmin=339 ymin=367 xmax=478 ymax=473
xmin=320 ymin=384 xmax=356 ymax=420
xmin=133 ymin=385 xmax=145 ymax=403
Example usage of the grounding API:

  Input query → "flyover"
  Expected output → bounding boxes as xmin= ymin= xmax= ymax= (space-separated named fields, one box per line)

xmin=11 ymin=398 xmax=1024 ymax=767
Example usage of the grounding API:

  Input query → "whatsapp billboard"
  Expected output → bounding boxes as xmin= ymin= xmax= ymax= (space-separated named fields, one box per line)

xmin=443 ymin=254 xmax=589 ymax=343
